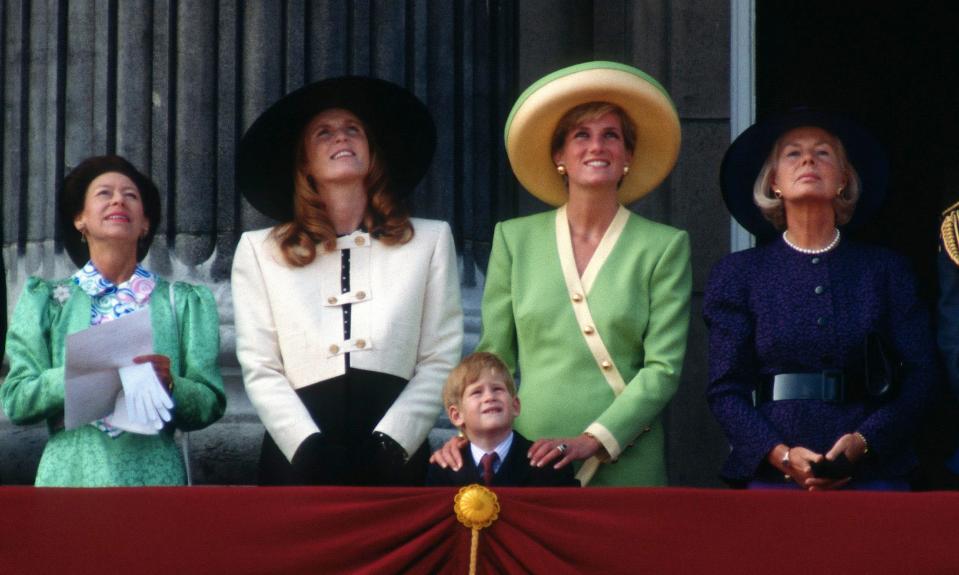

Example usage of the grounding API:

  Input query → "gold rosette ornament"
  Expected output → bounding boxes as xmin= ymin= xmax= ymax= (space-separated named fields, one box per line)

xmin=453 ymin=484 xmax=500 ymax=575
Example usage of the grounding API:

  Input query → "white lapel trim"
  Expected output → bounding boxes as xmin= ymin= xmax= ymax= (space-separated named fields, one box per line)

xmin=554 ymin=205 xmax=628 ymax=396
xmin=555 ymin=206 xmax=631 ymax=486
xmin=580 ymin=205 xmax=630 ymax=294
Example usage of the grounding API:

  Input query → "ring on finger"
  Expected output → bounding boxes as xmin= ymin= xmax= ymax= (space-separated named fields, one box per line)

xmin=556 ymin=443 xmax=568 ymax=455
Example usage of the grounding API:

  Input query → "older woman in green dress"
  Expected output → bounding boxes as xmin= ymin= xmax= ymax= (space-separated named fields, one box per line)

xmin=432 ymin=62 xmax=690 ymax=486
xmin=1 ymin=156 xmax=225 ymax=486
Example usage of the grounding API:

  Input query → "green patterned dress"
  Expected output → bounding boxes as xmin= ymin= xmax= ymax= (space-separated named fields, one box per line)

xmin=1 ymin=264 xmax=225 ymax=486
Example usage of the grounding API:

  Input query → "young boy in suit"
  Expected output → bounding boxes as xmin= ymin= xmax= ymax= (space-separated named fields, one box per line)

xmin=426 ymin=352 xmax=579 ymax=487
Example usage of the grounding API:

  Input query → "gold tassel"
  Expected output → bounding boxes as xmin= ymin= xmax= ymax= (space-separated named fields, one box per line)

xmin=454 ymin=484 xmax=500 ymax=575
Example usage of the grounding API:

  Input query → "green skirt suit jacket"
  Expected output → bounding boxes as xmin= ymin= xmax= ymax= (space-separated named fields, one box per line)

xmin=1 ymin=277 xmax=226 ymax=486
xmin=476 ymin=206 xmax=691 ymax=486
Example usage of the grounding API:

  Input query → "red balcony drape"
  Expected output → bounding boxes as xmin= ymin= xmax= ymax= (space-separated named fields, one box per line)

xmin=1 ymin=486 xmax=957 ymax=574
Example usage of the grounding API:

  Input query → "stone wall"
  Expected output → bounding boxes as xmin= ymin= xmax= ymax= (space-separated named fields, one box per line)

xmin=1 ymin=1 xmax=735 ymax=486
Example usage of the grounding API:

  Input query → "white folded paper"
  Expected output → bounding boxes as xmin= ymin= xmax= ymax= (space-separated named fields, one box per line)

xmin=63 ymin=307 xmax=174 ymax=434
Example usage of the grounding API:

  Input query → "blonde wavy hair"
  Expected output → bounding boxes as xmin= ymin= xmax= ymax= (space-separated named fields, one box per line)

xmin=753 ymin=128 xmax=861 ymax=230
xmin=442 ymin=352 xmax=516 ymax=411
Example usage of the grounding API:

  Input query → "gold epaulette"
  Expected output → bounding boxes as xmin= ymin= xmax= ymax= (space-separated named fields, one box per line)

xmin=941 ymin=200 xmax=959 ymax=266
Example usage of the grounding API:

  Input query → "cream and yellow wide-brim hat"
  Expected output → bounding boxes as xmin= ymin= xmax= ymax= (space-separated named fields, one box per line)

xmin=505 ymin=61 xmax=681 ymax=206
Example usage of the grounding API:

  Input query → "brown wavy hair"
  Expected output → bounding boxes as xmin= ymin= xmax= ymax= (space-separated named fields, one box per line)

xmin=272 ymin=114 xmax=414 ymax=267
xmin=550 ymin=102 xmax=637 ymax=157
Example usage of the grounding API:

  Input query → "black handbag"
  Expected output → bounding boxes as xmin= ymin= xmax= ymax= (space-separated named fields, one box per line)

xmin=863 ymin=332 xmax=900 ymax=400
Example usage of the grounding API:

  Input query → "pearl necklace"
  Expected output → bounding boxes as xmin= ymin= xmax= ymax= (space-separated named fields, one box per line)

xmin=782 ymin=228 xmax=841 ymax=255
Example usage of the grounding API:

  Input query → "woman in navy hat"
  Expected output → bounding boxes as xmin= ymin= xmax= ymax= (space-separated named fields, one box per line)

xmin=231 ymin=77 xmax=463 ymax=485
xmin=705 ymin=110 xmax=937 ymax=490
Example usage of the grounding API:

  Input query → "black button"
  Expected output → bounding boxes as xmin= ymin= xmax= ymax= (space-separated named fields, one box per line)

xmin=814 ymin=285 xmax=825 ymax=295
xmin=811 ymin=257 xmax=820 ymax=264
xmin=817 ymin=317 xmax=827 ymax=326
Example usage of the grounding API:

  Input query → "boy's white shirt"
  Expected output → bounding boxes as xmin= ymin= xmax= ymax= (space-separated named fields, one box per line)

xmin=469 ymin=431 xmax=514 ymax=474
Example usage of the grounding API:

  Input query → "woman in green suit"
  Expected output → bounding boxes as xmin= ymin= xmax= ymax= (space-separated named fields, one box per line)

xmin=1 ymin=156 xmax=225 ymax=486
xmin=431 ymin=62 xmax=690 ymax=486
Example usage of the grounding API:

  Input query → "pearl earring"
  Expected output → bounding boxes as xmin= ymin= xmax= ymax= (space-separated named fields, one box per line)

xmin=773 ymin=189 xmax=783 ymax=199
xmin=556 ymin=164 xmax=566 ymax=175
xmin=623 ymin=165 xmax=630 ymax=176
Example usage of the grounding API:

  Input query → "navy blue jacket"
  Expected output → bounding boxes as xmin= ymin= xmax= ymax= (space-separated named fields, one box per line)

xmin=938 ymin=251 xmax=959 ymax=397
xmin=704 ymin=238 xmax=938 ymax=483
xmin=426 ymin=432 xmax=579 ymax=487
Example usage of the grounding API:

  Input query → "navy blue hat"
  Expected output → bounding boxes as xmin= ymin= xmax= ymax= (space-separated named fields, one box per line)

xmin=59 ymin=155 xmax=162 ymax=268
xmin=236 ymin=76 xmax=436 ymax=222
xmin=720 ymin=108 xmax=889 ymax=240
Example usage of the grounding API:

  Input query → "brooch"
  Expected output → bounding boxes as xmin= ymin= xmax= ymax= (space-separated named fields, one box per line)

xmin=51 ymin=284 xmax=72 ymax=305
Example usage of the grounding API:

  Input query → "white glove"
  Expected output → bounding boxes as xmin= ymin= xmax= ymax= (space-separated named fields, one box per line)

xmin=119 ymin=363 xmax=174 ymax=430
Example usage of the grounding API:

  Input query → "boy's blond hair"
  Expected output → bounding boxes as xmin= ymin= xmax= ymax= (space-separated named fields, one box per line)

xmin=443 ymin=352 xmax=516 ymax=409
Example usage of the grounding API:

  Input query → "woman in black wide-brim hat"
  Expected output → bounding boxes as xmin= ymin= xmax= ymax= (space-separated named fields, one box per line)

xmin=232 ymin=76 xmax=463 ymax=485
xmin=1 ymin=155 xmax=225 ymax=486
xmin=704 ymin=109 xmax=937 ymax=490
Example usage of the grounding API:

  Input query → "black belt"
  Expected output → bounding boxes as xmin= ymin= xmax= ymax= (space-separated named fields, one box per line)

xmin=757 ymin=370 xmax=864 ymax=404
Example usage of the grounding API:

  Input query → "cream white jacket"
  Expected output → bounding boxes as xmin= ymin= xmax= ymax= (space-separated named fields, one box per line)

xmin=232 ymin=219 xmax=464 ymax=461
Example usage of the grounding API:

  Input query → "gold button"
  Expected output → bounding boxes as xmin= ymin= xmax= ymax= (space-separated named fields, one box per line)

xmin=354 ymin=236 xmax=366 ymax=246
xmin=355 ymin=291 xmax=366 ymax=300
xmin=327 ymin=296 xmax=338 ymax=305
xmin=600 ymin=360 xmax=612 ymax=370
xmin=328 ymin=344 xmax=340 ymax=354
xmin=583 ymin=325 xmax=595 ymax=335
xmin=355 ymin=339 xmax=366 ymax=349
xmin=571 ymin=293 xmax=583 ymax=303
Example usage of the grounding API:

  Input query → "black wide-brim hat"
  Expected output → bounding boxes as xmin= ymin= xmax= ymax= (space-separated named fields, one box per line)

xmin=236 ymin=76 xmax=436 ymax=222
xmin=720 ymin=108 xmax=889 ymax=240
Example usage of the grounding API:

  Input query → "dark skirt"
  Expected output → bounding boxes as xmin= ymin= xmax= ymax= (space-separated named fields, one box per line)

xmin=258 ymin=368 xmax=429 ymax=486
